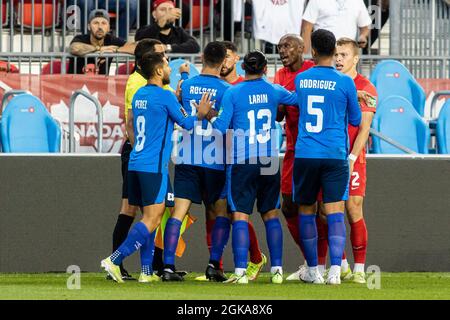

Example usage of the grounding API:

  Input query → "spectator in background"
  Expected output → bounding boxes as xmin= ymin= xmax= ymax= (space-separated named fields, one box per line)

xmin=301 ymin=0 xmax=372 ymax=54
xmin=140 ymin=0 xmax=191 ymax=28
xmin=135 ymin=0 xmax=200 ymax=53
xmin=251 ymin=0 xmax=306 ymax=54
xmin=69 ymin=9 xmax=136 ymax=75
xmin=67 ymin=0 xmax=137 ymax=39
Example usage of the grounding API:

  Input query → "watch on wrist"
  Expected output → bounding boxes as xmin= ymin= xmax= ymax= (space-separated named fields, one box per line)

xmin=166 ymin=44 xmax=172 ymax=53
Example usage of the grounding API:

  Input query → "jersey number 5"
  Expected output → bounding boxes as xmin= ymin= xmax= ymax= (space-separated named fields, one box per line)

xmin=306 ymin=95 xmax=324 ymax=133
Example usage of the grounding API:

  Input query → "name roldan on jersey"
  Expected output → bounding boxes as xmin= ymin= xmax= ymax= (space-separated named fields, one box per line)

xmin=249 ymin=94 xmax=269 ymax=105
xmin=189 ymin=86 xmax=218 ymax=96
xmin=298 ymin=79 xmax=337 ymax=91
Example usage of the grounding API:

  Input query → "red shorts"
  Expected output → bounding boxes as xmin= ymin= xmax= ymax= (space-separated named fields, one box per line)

xmin=317 ymin=162 xmax=367 ymax=201
xmin=281 ymin=150 xmax=295 ymax=195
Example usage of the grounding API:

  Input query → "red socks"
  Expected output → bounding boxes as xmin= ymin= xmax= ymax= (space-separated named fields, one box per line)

xmin=350 ymin=219 xmax=368 ymax=264
xmin=248 ymin=221 xmax=263 ymax=264
xmin=316 ymin=215 xmax=328 ymax=265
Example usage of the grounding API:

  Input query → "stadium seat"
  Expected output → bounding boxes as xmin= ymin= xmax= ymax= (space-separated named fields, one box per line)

xmin=236 ymin=60 xmax=245 ymax=76
xmin=371 ymin=95 xmax=430 ymax=154
xmin=41 ymin=60 xmax=69 ymax=74
xmin=370 ymin=60 xmax=426 ymax=117
xmin=186 ymin=5 xmax=210 ymax=30
xmin=1 ymin=1 xmax=8 ymax=26
xmin=1 ymin=93 xmax=61 ymax=153
xmin=16 ymin=0 xmax=60 ymax=29
xmin=0 ymin=61 xmax=19 ymax=73
xmin=436 ymin=99 xmax=450 ymax=154
xmin=117 ymin=62 xmax=135 ymax=75
xmin=168 ymin=58 xmax=200 ymax=90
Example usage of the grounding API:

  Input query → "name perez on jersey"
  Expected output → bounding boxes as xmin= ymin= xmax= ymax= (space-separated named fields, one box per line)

xmin=134 ymin=100 xmax=148 ymax=109
xmin=298 ymin=79 xmax=337 ymax=91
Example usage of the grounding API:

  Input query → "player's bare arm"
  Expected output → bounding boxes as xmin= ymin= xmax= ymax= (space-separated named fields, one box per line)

xmin=276 ymin=104 xmax=286 ymax=122
xmin=349 ymin=112 xmax=374 ymax=173
xmin=126 ymin=109 xmax=135 ymax=147
xmin=357 ymin=26 xmax=370 ymax=48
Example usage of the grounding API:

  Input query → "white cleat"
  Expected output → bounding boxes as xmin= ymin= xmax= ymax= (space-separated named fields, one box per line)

xmin=300 ymin=267 xmax=325 ymax=284
xmin=326 ymin=266 xmax=342 ymax=285
xmin=286 ymin=262 xmax=308 ymax=281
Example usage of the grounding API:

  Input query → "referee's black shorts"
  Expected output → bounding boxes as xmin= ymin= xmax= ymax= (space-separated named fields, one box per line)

xmin=121 ymin=140 xmax=132 ymax=199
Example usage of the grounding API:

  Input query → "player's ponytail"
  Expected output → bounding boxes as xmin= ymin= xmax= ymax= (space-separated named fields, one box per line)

xmin=242 ymin=50 xmax=267 ymax=75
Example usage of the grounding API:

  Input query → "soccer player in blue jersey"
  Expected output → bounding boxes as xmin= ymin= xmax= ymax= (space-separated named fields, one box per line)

xmin=203 ymin=51 xmax=298 ymax=284
xmin=162 ymin=41 xmax=232 ymax=282
xmin=292 ymin=29 xmax=362 ymax=285
xmin=100 ymin=52 xmax=213 ymax=283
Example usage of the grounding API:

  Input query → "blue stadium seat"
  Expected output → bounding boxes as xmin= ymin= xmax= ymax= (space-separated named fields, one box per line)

xmin=236 ymin=60 xmax=245 ymax=76
xmin=436 ymin=99 xmax=450 ymax=154
xmin=371 ymin=95 xmax=429 ymax=154
xmin=370 ymin=60 xmax=426 ymax=117
xmin=1 ymin=94 xmax=61 ymax=152
xmin=168 ymin=58 xmax=200 ymax=90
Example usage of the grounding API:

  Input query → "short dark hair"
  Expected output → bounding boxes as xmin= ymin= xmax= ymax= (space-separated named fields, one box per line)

xmin=221 ymin=41 xmax=238 ymax=53
xmin=140 ymin=52 xmax=165 ymax=79
xmin=203 ymin=41 xmax=227 ymax=68
xmin=134 ymin=39 xmax=163 ymax=67
xmin=242 ymin=50 xmax=267 ymax=75
xmin=311 ymin=29 xmax=336 ymax=57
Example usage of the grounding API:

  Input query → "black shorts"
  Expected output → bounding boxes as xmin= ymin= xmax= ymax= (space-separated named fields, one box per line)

xmin=174 ymin=164 xmax=226 ymax=205
xmin=293 ymin=158 xmax=350 ymax=205
xmin=227 ymin=160 xmax=281 ymax=215
xmin=128 ymin=171 xmax=174 ymax=207
xmin=121 ymin=140 xmax=132 ymax=199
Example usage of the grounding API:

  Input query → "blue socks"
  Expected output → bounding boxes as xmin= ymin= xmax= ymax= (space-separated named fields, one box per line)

xmin=327 ymin=213 xmax=346 ymax=266
xmin=232 ymin=220 xmax=249 ymax=269
xmin=140 ymin=230 xmax=156 ymax=276
xmin=210 ymin=216 xmax=231 ymax=263
xmin=299 ymin=214 xmax=318 ymax=267
xmin=264 ymin=218 xmax=283 ymax=268
xmin=163 ymin=218 xmax=182 ymax=267
xmin=110 ymin=222 xmax=150 ymax=266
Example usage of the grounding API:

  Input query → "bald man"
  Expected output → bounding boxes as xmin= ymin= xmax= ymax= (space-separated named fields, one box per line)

xmin=274 ymin=34 xmax=315 ymax=281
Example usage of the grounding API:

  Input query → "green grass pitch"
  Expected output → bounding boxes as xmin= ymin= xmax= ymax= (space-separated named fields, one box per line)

xmin=1 ymin=272 xmax=450 ymax=300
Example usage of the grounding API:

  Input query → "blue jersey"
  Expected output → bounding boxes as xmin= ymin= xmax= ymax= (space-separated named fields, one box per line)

xmin=211 ymin=77 xmax=297 ymax=163
xmin=178 ymin=74 xmax=231 ymax=170
xmin=294 ymin=66 xmax=362 ymax=160
xmin=128 ymin=84 xmax=197 ymax=174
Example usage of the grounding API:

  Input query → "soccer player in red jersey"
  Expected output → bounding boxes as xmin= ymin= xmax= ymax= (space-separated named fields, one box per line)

xmin=316 ymin=37 xmax=377 ymax=283
xmin=274 ymin=34 xmax=315 ymax=281
xmin=196 ymin=41 xmax=267 ymax=281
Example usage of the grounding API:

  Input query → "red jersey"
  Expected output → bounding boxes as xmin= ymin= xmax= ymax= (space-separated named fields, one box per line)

xmin=349 ymin=74 xmax=377 ymax=164
xmin=230 ymin=76 xmax=245 ymax=86
xmin=274 ymin=60 xmax=315 ymax=154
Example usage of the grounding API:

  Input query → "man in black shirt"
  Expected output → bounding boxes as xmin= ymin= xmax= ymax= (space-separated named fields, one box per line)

xmin=135 ymin=0 xmax=200 ymax=54
xmin=69 ymin=9 xmax=136 ymax=74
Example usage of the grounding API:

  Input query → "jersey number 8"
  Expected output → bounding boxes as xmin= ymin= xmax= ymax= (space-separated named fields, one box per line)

xmin=135 ymin=115 xmax=146 ymax=152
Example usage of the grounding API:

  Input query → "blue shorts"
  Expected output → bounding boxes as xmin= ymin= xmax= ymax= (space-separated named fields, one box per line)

xmin=128 ymin=171 xmax=174 ymax=207
xmin=174 ymin=164 xmax=226 ymax=205
xmin=293 ymin=158 xmax=349 ymax=205
xmin=227 ymin=161 xmax=281 ymax=215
